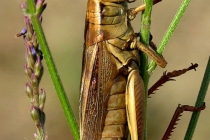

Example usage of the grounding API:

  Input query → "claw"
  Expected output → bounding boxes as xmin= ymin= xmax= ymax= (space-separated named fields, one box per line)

xmin=189 ymin=63 xmax=198 ymax=71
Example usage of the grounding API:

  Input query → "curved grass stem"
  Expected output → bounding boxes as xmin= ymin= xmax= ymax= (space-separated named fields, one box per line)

xmin=184 ymin=57 xmax=210 ymax=140
xmin=26 ymin=0 xmax=80 ymax=139
xmin=148 ymin=0 xmax=193 ymax=73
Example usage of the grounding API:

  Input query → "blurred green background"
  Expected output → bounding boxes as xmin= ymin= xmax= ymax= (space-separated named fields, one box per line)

xmin=0 ymin=0 xmax=209 ymax=139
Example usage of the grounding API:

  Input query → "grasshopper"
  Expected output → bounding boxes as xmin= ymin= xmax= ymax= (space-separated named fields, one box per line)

xmin=79 ymin=0 xmax=167 ymax=139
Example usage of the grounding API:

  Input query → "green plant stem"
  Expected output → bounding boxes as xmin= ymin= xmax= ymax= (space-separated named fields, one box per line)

xmin=184 ymin=57 xmax=210 ymax=140
xmin=27 ymin=0 xmax=80 ymax=140
xmin=148 ymin=0 xmax=193 ymax=73
xmin=140 ymin=0 xmax=153 ymax=139
xmin=140 ymin=0 xmax=153 ymax=83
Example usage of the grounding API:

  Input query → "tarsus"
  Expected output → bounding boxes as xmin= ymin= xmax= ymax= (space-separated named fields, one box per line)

xmin=148 ymin=63 xmax=198 ymax=97
xmin=162 ymin=103 xmax=205 ymax=140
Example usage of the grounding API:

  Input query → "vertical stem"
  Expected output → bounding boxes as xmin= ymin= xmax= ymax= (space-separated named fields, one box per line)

xmin=184 ymin=57 xmax=210 ymax=140
xmin=140 ymin=0 xmax=153 ymax=139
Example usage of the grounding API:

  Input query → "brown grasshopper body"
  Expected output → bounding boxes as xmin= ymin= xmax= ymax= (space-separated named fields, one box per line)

xmin=80 ymin=0 xmax=166 ymax=139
